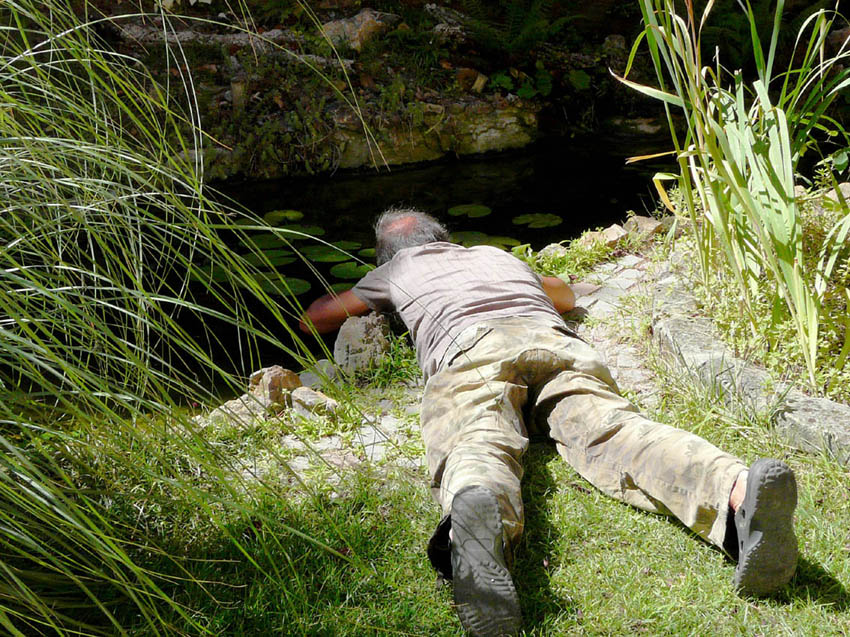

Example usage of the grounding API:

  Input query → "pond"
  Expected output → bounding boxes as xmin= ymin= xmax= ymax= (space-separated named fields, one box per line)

xmin=212 ymin=134 xmax=669 ymax=372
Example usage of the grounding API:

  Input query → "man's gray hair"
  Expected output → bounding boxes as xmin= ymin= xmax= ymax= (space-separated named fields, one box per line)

xmin=374 ymin=208 xmax=450 ymax=265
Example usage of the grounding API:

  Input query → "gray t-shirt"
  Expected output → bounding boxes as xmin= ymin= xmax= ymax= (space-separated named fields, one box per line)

xmin=351 ymin=242 xmax=565 ymax=377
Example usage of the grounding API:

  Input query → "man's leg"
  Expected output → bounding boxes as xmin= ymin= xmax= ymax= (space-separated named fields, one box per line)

xmin=420 ymin=326 xmax=532 ymax=636
xmin=530 ymin=335 xmax=797 ymax=594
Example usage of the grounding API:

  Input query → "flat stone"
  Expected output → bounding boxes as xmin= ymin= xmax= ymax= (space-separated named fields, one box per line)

xmin=291 ymin=386 xmax=339 ymax=418
xmin=624 ymin=215 xmax=664 ymax=238
xmin=249 ymin=366 xmax=301 ymax=406
xmin=299 ymin=358 xmax=337 ymax=389
xmin=618 ymin=255 xmax=645 ymax=269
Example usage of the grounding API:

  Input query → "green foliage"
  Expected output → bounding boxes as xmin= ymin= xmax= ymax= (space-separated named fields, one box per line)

xmin=459 ymin=0 xmax=574 ymax=61
xmin=358 ymin=333 xmax=421 ymax=389
xmin=512 ymin=232 xmax=617 ymax=280
xmin=620 ymin=0 xmax=850 ymax=392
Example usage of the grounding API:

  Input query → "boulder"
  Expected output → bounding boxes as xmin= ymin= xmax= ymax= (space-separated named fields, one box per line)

xmin=195 ymin=393 xmax=271 ymax=429
xmin=823 ymin=182 xmax=850 ymax=206
xmin=320 ymin=8 xmax=400 ymax=51
xmin=299 ymin=358 xmax=338 ymax=389
xmin=291 ymin=386 xmax=340 ymax=418
xmin=249 ymin=365 xmax=301 ymax=406
xmin=578 ymin=223 xmax=627 ymax=248
xmin=334 ymin=313 xmax=391 ymax=375
xmin=624 ymin=215 xmax=663 ymax=238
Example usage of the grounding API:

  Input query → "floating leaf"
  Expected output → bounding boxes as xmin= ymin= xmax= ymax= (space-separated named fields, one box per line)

xmin=252 ymin=273 xmax=311 ymax=296
xmin=301 ymin=244 xmax=351 ymax=263
xmin=242 ymin=249 xmax=296 ymax=267
xmin=512 ymin=213 xmax=562 ymax=228
xmin=450 ymin=231 xmax=487 ymax=245
xmin=279 ymin=224 xmax=325 ymax=238
xmin=330 ymin=261 xmax=374 ymax=279
xmin=330 ymin=282 xmax=354 ymax=293
xmin=568 ymin=69 xmax=591 ymax=91
xmin=332 ymin=240 xmax=361 ymax=251
xmin=358 ymin=247 xmax=376 ymax=258
xmin=448 ymin=204 xmax=492 ymax=218
xmin=264 ymin=209 xmax=304 ymax=224
xmin=450 ymin=231 xmax=520 ymax=250
xmin=480 ymin=236 xmax=521 ymax=249
xmin=243 ymin=233 xmax=285 ymax=249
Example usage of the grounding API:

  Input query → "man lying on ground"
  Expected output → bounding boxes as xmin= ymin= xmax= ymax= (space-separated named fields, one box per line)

xmin=300 ymin=208 xmax=798 ymax=637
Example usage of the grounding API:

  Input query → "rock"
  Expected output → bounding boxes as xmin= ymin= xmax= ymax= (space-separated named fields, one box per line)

xmin=249 ymin=365 xmax=301 ymax=406
xmin=299 ymin=358 xmax=338 ymax=389
xmin=578 ymin=223 xmax=627 ymax=248
xmin=794 ymin=184 xmax=807 ymax=200
xmin=471 ymin=73 xmax=488 ymax=93
xmin=291 ymin=386 xmax=339 ymax=418
xmin=334 ymin=313 xmax=391 ymax=375
xmin=456 ymin=67 xmax=478 ymax=91
xmin=823 ymin=182 xmax=850 ymax=206
xmin=537 ymin=243 xmax=569 ymax=262
xmin=196 ymin=393 xmax=271 ymax=429
xmin=624 ymin=215 xmax=663 ymax=238
xmin=320 ymin=8 xmax=400 ymax=51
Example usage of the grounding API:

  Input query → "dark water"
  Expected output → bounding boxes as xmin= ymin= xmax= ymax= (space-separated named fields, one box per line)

xmin=220 ymin=135 xmax=668 ymax=253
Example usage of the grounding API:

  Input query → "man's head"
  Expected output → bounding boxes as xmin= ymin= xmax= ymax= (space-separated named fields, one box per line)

xmin=374 ymin=208 xmax=450 ymax=265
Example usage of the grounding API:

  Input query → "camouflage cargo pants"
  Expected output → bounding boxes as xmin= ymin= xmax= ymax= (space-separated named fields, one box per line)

xmin=422 ymin=317 xmax=746 ymax=566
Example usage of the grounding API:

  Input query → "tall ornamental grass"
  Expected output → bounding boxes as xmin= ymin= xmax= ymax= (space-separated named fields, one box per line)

xmin=0 ymin=2 xmax=358 ymax=634
xmin=618 ymin=0 xmax=850 ymax=390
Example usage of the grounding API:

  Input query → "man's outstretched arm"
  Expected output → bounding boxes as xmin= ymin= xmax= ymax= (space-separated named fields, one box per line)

xmin=299 ymin=289 xmax=370 ymax=334
xmin=541 ymin=276 xmax=576 ymax=313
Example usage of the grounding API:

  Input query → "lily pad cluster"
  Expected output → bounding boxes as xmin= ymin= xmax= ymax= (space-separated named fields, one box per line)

xmin=448 ymin=204 xmax=492 ymax=218
xmin=512 ymin=213 xmax=562 ymax=228
xmin=450 ymin=231 xmax=521 ymax=250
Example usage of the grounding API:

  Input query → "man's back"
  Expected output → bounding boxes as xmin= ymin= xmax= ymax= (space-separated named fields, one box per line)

xmin=351 ymin=242 xmax=564 ymax=377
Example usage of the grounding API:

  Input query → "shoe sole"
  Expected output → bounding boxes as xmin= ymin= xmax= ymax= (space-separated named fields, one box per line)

xmin=451 ymin=486 xmax=521 ymax=636
xmin=734 ymin=459 xmax=798 ymax=596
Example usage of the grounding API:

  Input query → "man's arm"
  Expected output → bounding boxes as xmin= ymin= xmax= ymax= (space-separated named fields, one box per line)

xmin=541 ymin=276 xmax=576 ymax=314
xmin=299 ymin=289 xmax=370 ymax=334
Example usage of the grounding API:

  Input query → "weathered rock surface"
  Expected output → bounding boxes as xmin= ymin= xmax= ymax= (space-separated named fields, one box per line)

xmin=578 ymin=223 xmax=627 ymax=247
xmin=624 ymin=215 xmax=663 ymax=238
xmin=299 ymin=358 xmax=337 ymax=389
xmin=331 ymin=95 xmax=540 ymax=170
xmin=334 ymin=313 xmax=391 ymax=375
xmin=320 ymin=8 xmax=400 ymax=52
xmin=291 ymin=386 xmax=339 ymax=418
xmin=249 ymin=365 xmax=301 ymax=405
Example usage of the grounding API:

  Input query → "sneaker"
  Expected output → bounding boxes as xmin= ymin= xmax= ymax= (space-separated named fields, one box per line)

xmin=734 ymin=458 xmax=798 ymax=596
xmin=450 ymin=485 xmax=521 ymax=636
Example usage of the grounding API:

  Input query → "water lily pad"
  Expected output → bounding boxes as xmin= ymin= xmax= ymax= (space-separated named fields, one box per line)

xmin=448 ymin=204 xmax=492 ymax=218
xmin=330 ymin=282 xmax=354 ymax=293
xmin=242 ymin=249 xmax=296 ymax=267
xmin=300 ymin=244 xmax=351 ymax=263
xmin=264 ymin=209 xmax=304 ymax=225
xmin=332 ymin=240 xmax=361 ymax=251
xmin=330 ymin=261 xmax=373 ymax=279
xmin=480 ymin=236 xmax=522 ymax=249
xmin=243 ymin=233 xmax=285 ymax=249
xmin=252 ymin=273 xmax=311 ymax=296
xmin=358 ymin=247 xmax=376 ymax=258
xmin=279 ymin=224 xmax=325 ymax=238
xmin=512 ymin=213 xmax=563 ymax=228
xmin=450 ymin=231 xmax=521 ymax=250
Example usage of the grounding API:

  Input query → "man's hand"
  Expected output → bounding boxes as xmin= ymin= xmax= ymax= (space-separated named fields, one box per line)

xmin=299 ymin=290 xmax=370 ymax=334
xmin=541 ymin=276 xmax=576 ymax=314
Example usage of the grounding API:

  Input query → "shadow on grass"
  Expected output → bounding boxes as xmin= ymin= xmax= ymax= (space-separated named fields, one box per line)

xmin=516 ymin=442 xmax=580 ymax=631
xmin=785 ymin=556 xmax=850 ymax=611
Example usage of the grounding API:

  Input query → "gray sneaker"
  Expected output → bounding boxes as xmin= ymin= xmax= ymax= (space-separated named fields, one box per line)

xmin=450 ymin=485 xmax=521 ymax=636
xmin=734 ymin=458 xmax=798 ymax=596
